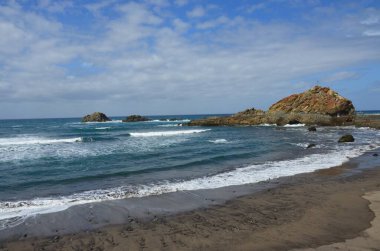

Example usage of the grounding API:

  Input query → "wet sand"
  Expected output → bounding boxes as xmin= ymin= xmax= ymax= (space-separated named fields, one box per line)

xmin=1 ymin=151 xmax=380 ymax=251
xmin=295 ymin=190 xmax=380 ymax=251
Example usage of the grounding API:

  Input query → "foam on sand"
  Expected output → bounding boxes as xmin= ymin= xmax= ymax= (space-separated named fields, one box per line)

xmin=129 ymin=129 xmax=211 ymax=137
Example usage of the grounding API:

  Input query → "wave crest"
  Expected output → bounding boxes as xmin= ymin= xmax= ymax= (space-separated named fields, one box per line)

xmin=129 ymin=129 xmax=210 ymax=137
xmin=0 ymin=137 xmax=82 ymax=146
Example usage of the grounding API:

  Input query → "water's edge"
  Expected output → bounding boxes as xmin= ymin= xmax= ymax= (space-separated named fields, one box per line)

xmin=1 ymin=149 xmax=379 ymax=242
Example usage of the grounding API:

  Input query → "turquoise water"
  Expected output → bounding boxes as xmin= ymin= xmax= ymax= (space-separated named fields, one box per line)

xmin=0 ymin=114 xmax=379 ymax=229
xmin=357 ymin=110 xmax=380 ymax=115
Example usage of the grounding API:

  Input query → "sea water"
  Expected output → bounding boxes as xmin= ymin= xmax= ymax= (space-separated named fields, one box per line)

xmin=0 ymin=114 xmax=379 ymax=229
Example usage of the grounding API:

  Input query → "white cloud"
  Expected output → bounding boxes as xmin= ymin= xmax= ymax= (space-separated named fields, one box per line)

xmin=145 ymin=0 xmax=170 ymax=7
xmin=196 ymin=16 xmax=229 ymax=29
xmin=187 ymin=6 xmax=205 ymax=18
xmin=0 ymin=1 xmax=380 ymax=118
xmin=363 ymin=30 xmax=380 ymax=36
xmin=174 ymin=0 xmax=188 ymax=7
xmin=246 ymin=3 xmax=266 ymax=13
xmin=322 ymin=71 xmax=359 ymax=83
xmin=37 ymin=0 xmax=74 ymax=13
xmin=84 ymin=0 xmax=116 ymax=15
xmin=361 ymin=16 xmax=379 ymax=25
xmin=172 ymin=18 xmax=189 ymax=32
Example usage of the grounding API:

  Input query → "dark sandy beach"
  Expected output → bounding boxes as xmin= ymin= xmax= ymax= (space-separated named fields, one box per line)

xmin=1 ymin=150 xmax=380 ymax=251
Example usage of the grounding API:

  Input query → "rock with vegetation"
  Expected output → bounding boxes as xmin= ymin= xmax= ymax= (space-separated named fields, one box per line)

xmin=268 ymin=85 xmax=355 ymax=116
xmin=187 ymin=86 xmax=359 ymax=127
xmin=122 ymin=115 xmax=151 ymax=122
xmin=338 ymin=134 xmax=355 ymax=143
xmin=82 ymin=112 xmax=111 ymax=122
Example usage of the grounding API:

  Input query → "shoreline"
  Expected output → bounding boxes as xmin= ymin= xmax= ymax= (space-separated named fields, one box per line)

xmin=1 ymin=150 xmax=380 ymax=250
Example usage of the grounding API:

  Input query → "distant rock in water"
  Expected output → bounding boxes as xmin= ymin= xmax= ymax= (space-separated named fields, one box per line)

xmin=269 ymin=85 xmax=355 ymax=116
xmin=122 ymin=115 xmax=151 ymax=122
xmin=308 ymin=126 xmax=317 ymax=132
xmin=307 ymin=143 xmax=316 ymax=149
xmin=338 ymin=134 xmax=355 ymax=143
xmin=82 ymin=112 xmax=111 ymax=122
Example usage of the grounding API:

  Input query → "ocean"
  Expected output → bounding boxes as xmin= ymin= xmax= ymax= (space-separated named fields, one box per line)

xmin=0 ymin=113 xmax=379 ymax=230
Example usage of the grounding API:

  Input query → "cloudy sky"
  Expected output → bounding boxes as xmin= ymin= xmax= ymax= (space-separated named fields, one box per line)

xmin=0 ymin=0 xmax=379 ymax=119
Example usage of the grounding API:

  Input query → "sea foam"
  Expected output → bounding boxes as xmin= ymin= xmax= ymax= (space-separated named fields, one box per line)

xmin=0 ymin=141 xmax=377 ymax=230
xmin=209 ymin=139 xmax=228 ymax=144
xmin=0 ymin=137 xmax=82 ymax=146
xmin=129 ymin=129 xmax=210 ymax=137
xmin=283 ymin=124 xmax=306 ymax=127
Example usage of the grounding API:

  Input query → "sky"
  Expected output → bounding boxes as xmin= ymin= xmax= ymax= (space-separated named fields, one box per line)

xmin=0 ymin=0 xmax=380 ymax=119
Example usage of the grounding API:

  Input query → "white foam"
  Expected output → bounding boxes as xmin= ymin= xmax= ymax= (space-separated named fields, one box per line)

xmin=209 ymin=139 xmax=228 ymax=144
xmin=284 ymin=124 xmax=306 ymax=127
xmin=0 ymin=142 xmax=377 ymax=229
xmin=129 ymin=129 xmax=210 ymax=137
xmin=95 ymin=127 xmax=111 ymax=130
xmin=291 ymin=143 xmax=323 ymax=149
xmin=258 ymin=123 xmax=277 ymax=127
xmin=157 ymin=124 xmax=181 ymax=127
xmin=292 ymin=143 xmax=310 ymax=148
xmin=79 ymin=120 xmax=123 ymax=124
xmin=0 ymin=137 xmax=82 ymax=146
xmin=147 ymin=119 xmax=190 ymax=123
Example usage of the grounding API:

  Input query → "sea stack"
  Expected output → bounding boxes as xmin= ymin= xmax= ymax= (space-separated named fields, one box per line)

xmin=82 ymin=112 xmax=111 ymax=122
xmin=122 ymin=115 xmax=151 ymax=122
xmin=187 ymin=85 xmax=357 ymax=127
xmin=269 ymin=85 xmax=355 ymax=116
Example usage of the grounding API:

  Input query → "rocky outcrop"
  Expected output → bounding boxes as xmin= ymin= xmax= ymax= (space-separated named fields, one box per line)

xmin=338 ymin=134 xmax=355 ymax=143
xmin=82 ymin=112 xmax=111 ymax=122
xmin=269 ymin=86 xmax=355 ymax=116
xmin=188 ymin=86 xmax=359 ymax=127
xmin=187 ymin=110 xmax=354 ymax=127
xmin=307 ymin=144 xmax=316 ymax=149
xmin=122 ymin=115 xmax=150 ymax=122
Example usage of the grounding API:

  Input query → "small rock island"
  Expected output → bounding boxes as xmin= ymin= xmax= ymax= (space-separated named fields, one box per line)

xmin=82 ymin=112 xmax=111 ymax=122
xmin=122 ymin=115 xmax=151 ymax=122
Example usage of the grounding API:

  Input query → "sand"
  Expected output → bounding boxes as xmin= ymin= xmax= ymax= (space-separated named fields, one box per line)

xmin=295 ymin=190 xmax=380 ymax=251
xmin=1 ymin=152 xmax=380 ymax=250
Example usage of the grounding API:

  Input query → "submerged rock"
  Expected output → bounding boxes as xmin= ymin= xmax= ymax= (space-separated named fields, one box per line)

xmin=288 ymin=119 xmax=301 ymax=125
xmin=307 ymin=143 xmax=316 ymax=149
xmin=82 ymin=112 xmax=111 ymax=122
xmin=123 ymin=115 xmax=150 ymax=122
xmin=308 ymin=126 xmax=317 ymax=132
xmin=338 ymin=134 xmax=355 ymax=143
xmin=269 ymin=85 xmax=355 ymax=116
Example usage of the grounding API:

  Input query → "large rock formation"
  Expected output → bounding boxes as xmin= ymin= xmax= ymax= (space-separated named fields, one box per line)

xmin=122 ymin=115 xmax=151 ymax=122
xmin=268 ymin=86 xmax=355 ymax=116
xmin=82 ymin=112 xmax=111 ymax=122
xmin=188 ymin=86 xmax=362 ymax=127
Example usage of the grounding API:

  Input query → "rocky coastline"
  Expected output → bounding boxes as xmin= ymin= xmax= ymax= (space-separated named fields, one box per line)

xmin=187 ymin=86 xmax=380 ymax=129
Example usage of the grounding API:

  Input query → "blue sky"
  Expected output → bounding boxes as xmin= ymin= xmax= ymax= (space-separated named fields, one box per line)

xmin=0 ymin=0 xmax=379 ymax=119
